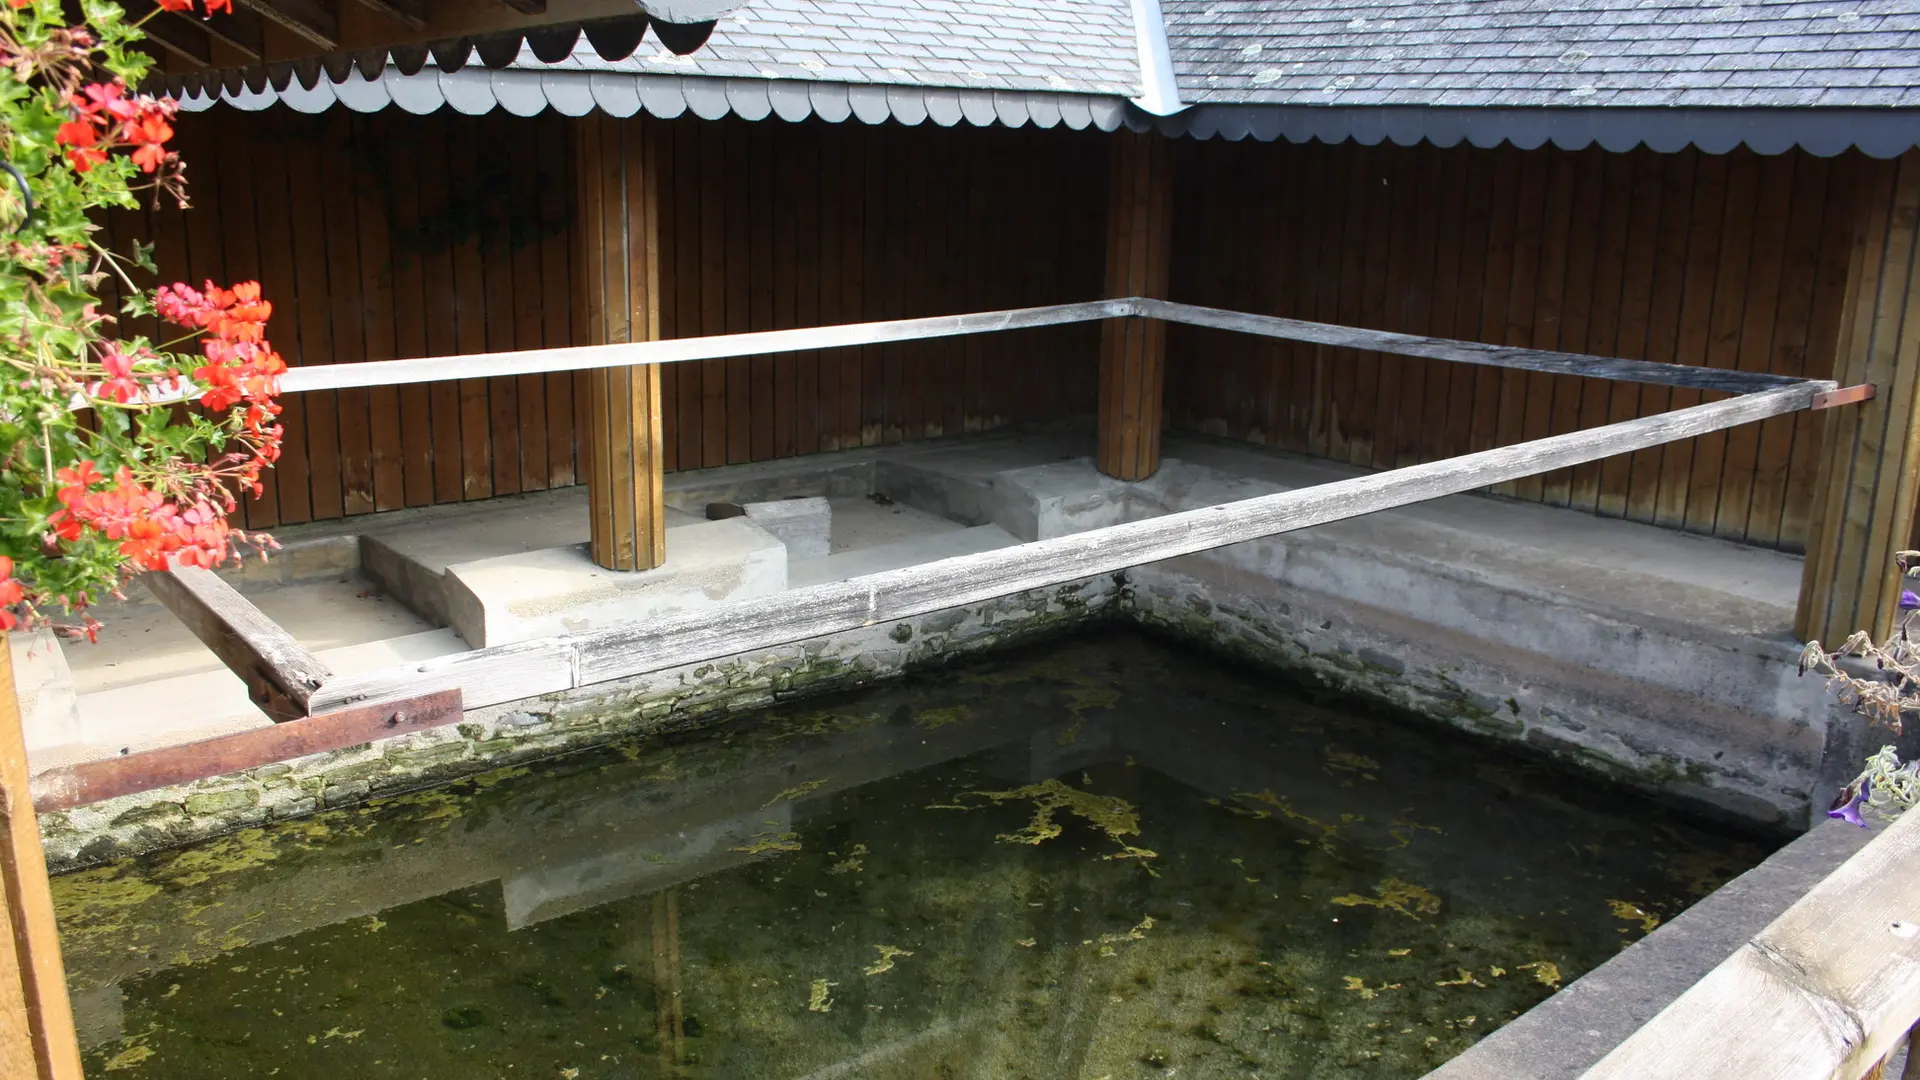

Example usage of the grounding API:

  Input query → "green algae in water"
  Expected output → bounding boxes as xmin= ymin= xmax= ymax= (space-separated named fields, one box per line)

xmin=54 ymin=631 xmax=1769 ymax=1079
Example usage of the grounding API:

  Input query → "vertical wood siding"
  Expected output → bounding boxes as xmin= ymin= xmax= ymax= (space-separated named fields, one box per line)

xmin=124 ymin=110 xmax=1108 ymax=529
xmin=1166 ymin=139 xmax=1859 ymax=552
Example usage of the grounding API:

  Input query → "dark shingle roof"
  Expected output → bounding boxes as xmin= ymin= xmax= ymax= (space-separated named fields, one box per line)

xmin=1163 ymin=0 xmax=1920 ymax=108
xmin=554 ymin=0 xmax=1140 ymax=96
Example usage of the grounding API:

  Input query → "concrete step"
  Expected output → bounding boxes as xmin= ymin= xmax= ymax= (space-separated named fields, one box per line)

xmin=788 ymin=524 xmax=1022 ymax=588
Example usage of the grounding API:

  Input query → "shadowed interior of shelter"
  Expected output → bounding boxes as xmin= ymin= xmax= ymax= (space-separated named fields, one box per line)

xmin=1167 ymin=139 xmax=1860 ymax=553
xmin=104 ymin=109 xmax=1875 ymax=556
xmin=102 ymin=109 xmax=1109 ymax=530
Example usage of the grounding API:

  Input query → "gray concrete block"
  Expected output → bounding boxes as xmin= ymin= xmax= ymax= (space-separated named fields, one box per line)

xmin=744 ymin=496 xmax=832 ymax=558
xmin=11 ymin=629 xmax=79 ymax=754
xmin=442 ymin=519 xmax=788 ymax=648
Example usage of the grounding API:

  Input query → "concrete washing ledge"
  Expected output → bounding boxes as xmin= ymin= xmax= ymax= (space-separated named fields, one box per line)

xmin=32 ymin=426 xmax=1920 ymax=1079
xmin=33 ymin=427 xmax=1912 ymax=861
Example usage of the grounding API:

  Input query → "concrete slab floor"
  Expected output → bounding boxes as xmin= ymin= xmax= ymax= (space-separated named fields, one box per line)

xmin=63 ymin=575 xmax=437 ymax=697
xmin=826 ymin=494 xmax=967 ymax=553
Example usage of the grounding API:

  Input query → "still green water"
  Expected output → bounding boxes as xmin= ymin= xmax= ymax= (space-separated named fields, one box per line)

xmin=54 ymin=631 xmax=1766 ymax=1079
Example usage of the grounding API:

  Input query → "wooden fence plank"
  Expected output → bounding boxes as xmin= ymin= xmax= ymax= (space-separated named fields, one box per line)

xmin=1541 ymin=147 xmax=1606 ymax=506
xmin=1783 ymin=163 xmax=1860 ymax=552
xmin=546 ymin=114 xmax=581 ymax=481
xmin=1569 ymin=150 xmax=1637 ymax=513
xmin=351 ymin=114 xmax=406 ymax=513
xmin=511 ymin=120 xmax=550 ymax=490
xmin=251 ymin=120 xmax=312 ymax=524
xmin=285 ymin=119 xmax=344 ymax=520
xmin=1714 ymin=152 xmax=1797 ymax=542
xmin=418 ymin=119 xmax=465 ymax=506
xmin=1746 ymin=153 xmax=1828 ymax=548
xmin=750 ymin=121 xmax=777 ymax=463
xmin=1439 ymin=144 xmax=1495 ymax=464
xmin=669 ymin=118 xmax=704 ymax=469
xmin=450 ymin=119 xmax=495 ymax=502
xmin=387 ymin=113 xmax=436 ymax=509
xmin=320 ymin=116 xmax=375 ymax=518
xmin=1469 ymin=147 xmax=1521 ymax=461
xmin=1683 ymin=150 xmax=1761 ymax=534
xmin=698 ymin=119 xmax=728 ymax=469
xmin=837 ymin=122 xmax=865 ymax=449
xmin=1625 ymin=149 xmax=1699 ymax=524
xmin=212 ymin=114 xmax=279 ymax=529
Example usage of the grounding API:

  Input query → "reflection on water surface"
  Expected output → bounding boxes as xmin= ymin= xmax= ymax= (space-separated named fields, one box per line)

xmin=54 ymin=631 xmax=1766 ymax=1079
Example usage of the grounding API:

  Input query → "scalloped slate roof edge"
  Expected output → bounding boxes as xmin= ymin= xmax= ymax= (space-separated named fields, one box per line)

xmin=165 ymin=0 xmax=1920 ymax=156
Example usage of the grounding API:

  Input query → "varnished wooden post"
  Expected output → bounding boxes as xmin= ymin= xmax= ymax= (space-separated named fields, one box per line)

xmin=575 ymin=114 xmax=667 ymax=572
xmin=1797 ymin=151 xmax=1920 ymax=646
xmin=0 ymin=637 xmax=85 ymax=1080
xmin=1097 ymin=130 xmax=1173 ymax=482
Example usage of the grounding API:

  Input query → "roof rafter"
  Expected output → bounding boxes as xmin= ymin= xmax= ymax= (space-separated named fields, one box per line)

xmin=235 ymin=0 xmax=337 ymax=50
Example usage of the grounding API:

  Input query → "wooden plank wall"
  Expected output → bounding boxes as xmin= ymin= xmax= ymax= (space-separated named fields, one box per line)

xmin=110 ymin=110 xmax=1107 ymax=529
xmin=1166 ymin=139 xmax=1859 ymax=552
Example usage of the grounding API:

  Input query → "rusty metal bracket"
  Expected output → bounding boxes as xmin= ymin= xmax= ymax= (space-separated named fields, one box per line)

xmin=1812 ymin=383 xmax=1876 ymax=410
xmin=29 ymin=688 xmax=463 ymax=813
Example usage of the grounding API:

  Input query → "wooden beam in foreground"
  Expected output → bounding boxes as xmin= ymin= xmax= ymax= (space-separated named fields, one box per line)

xmin=305 ymin=383 xmax=1824 ymax=713
xmin=1098 ymin=131 xmax=1173 ymax=482
xmin=29 ymin=689 xmax=463 ymax=813
xmin=1584 ymin=803 xmax=1920 ymax=1080
xmin=575 ymin=113 xmax=667 ymax=572
xmin=144 ymin=567 xmax=332 ymax=721
xmin=1799 ymin=150 xmax=1920 ymax=648
xmin=0 ymin=637 xmax=84 ymax=1080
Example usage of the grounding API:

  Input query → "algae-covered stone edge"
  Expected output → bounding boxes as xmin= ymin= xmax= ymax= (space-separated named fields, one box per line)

xmin=40 ymin=576 xmax=1120 ymax=872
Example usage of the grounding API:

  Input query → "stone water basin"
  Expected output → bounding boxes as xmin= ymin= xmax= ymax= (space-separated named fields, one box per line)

xmin=51 ymin=631 xmax=1767 ymax=1079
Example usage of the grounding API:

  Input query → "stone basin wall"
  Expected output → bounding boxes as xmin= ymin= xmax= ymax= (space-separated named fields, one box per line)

xmin=39 ymin=577 xmax=1117 ymax=872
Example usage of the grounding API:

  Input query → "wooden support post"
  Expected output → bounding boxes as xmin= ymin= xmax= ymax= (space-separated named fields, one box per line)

xmin=575 ymin=114 xmax=666 ymax=572
xmin=0 ymin=637 xmax=84 ymax=1080
xmin=1797 ymin=151 xmax=1920 ymax=646
xmin=1097 ymin=131 xmax=1172 ymax=482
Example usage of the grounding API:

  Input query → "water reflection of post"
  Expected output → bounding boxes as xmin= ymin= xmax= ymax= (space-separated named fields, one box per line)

xmin=652 ymin=888 xmax=684 ymax=1073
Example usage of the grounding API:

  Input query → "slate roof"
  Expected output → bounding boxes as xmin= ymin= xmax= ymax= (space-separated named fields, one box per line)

xmin=1162 ymin=0 xmax=1920 ymax=108
xmin=555 ymin=0 xmax=1140 ymax=96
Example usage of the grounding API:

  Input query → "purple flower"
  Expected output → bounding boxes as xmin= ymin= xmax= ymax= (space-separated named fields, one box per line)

xmin=1901 ymin=591 xmax=1920 ymax=610
xmin=1829 ymin=779 xmax=1872 ymax=828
